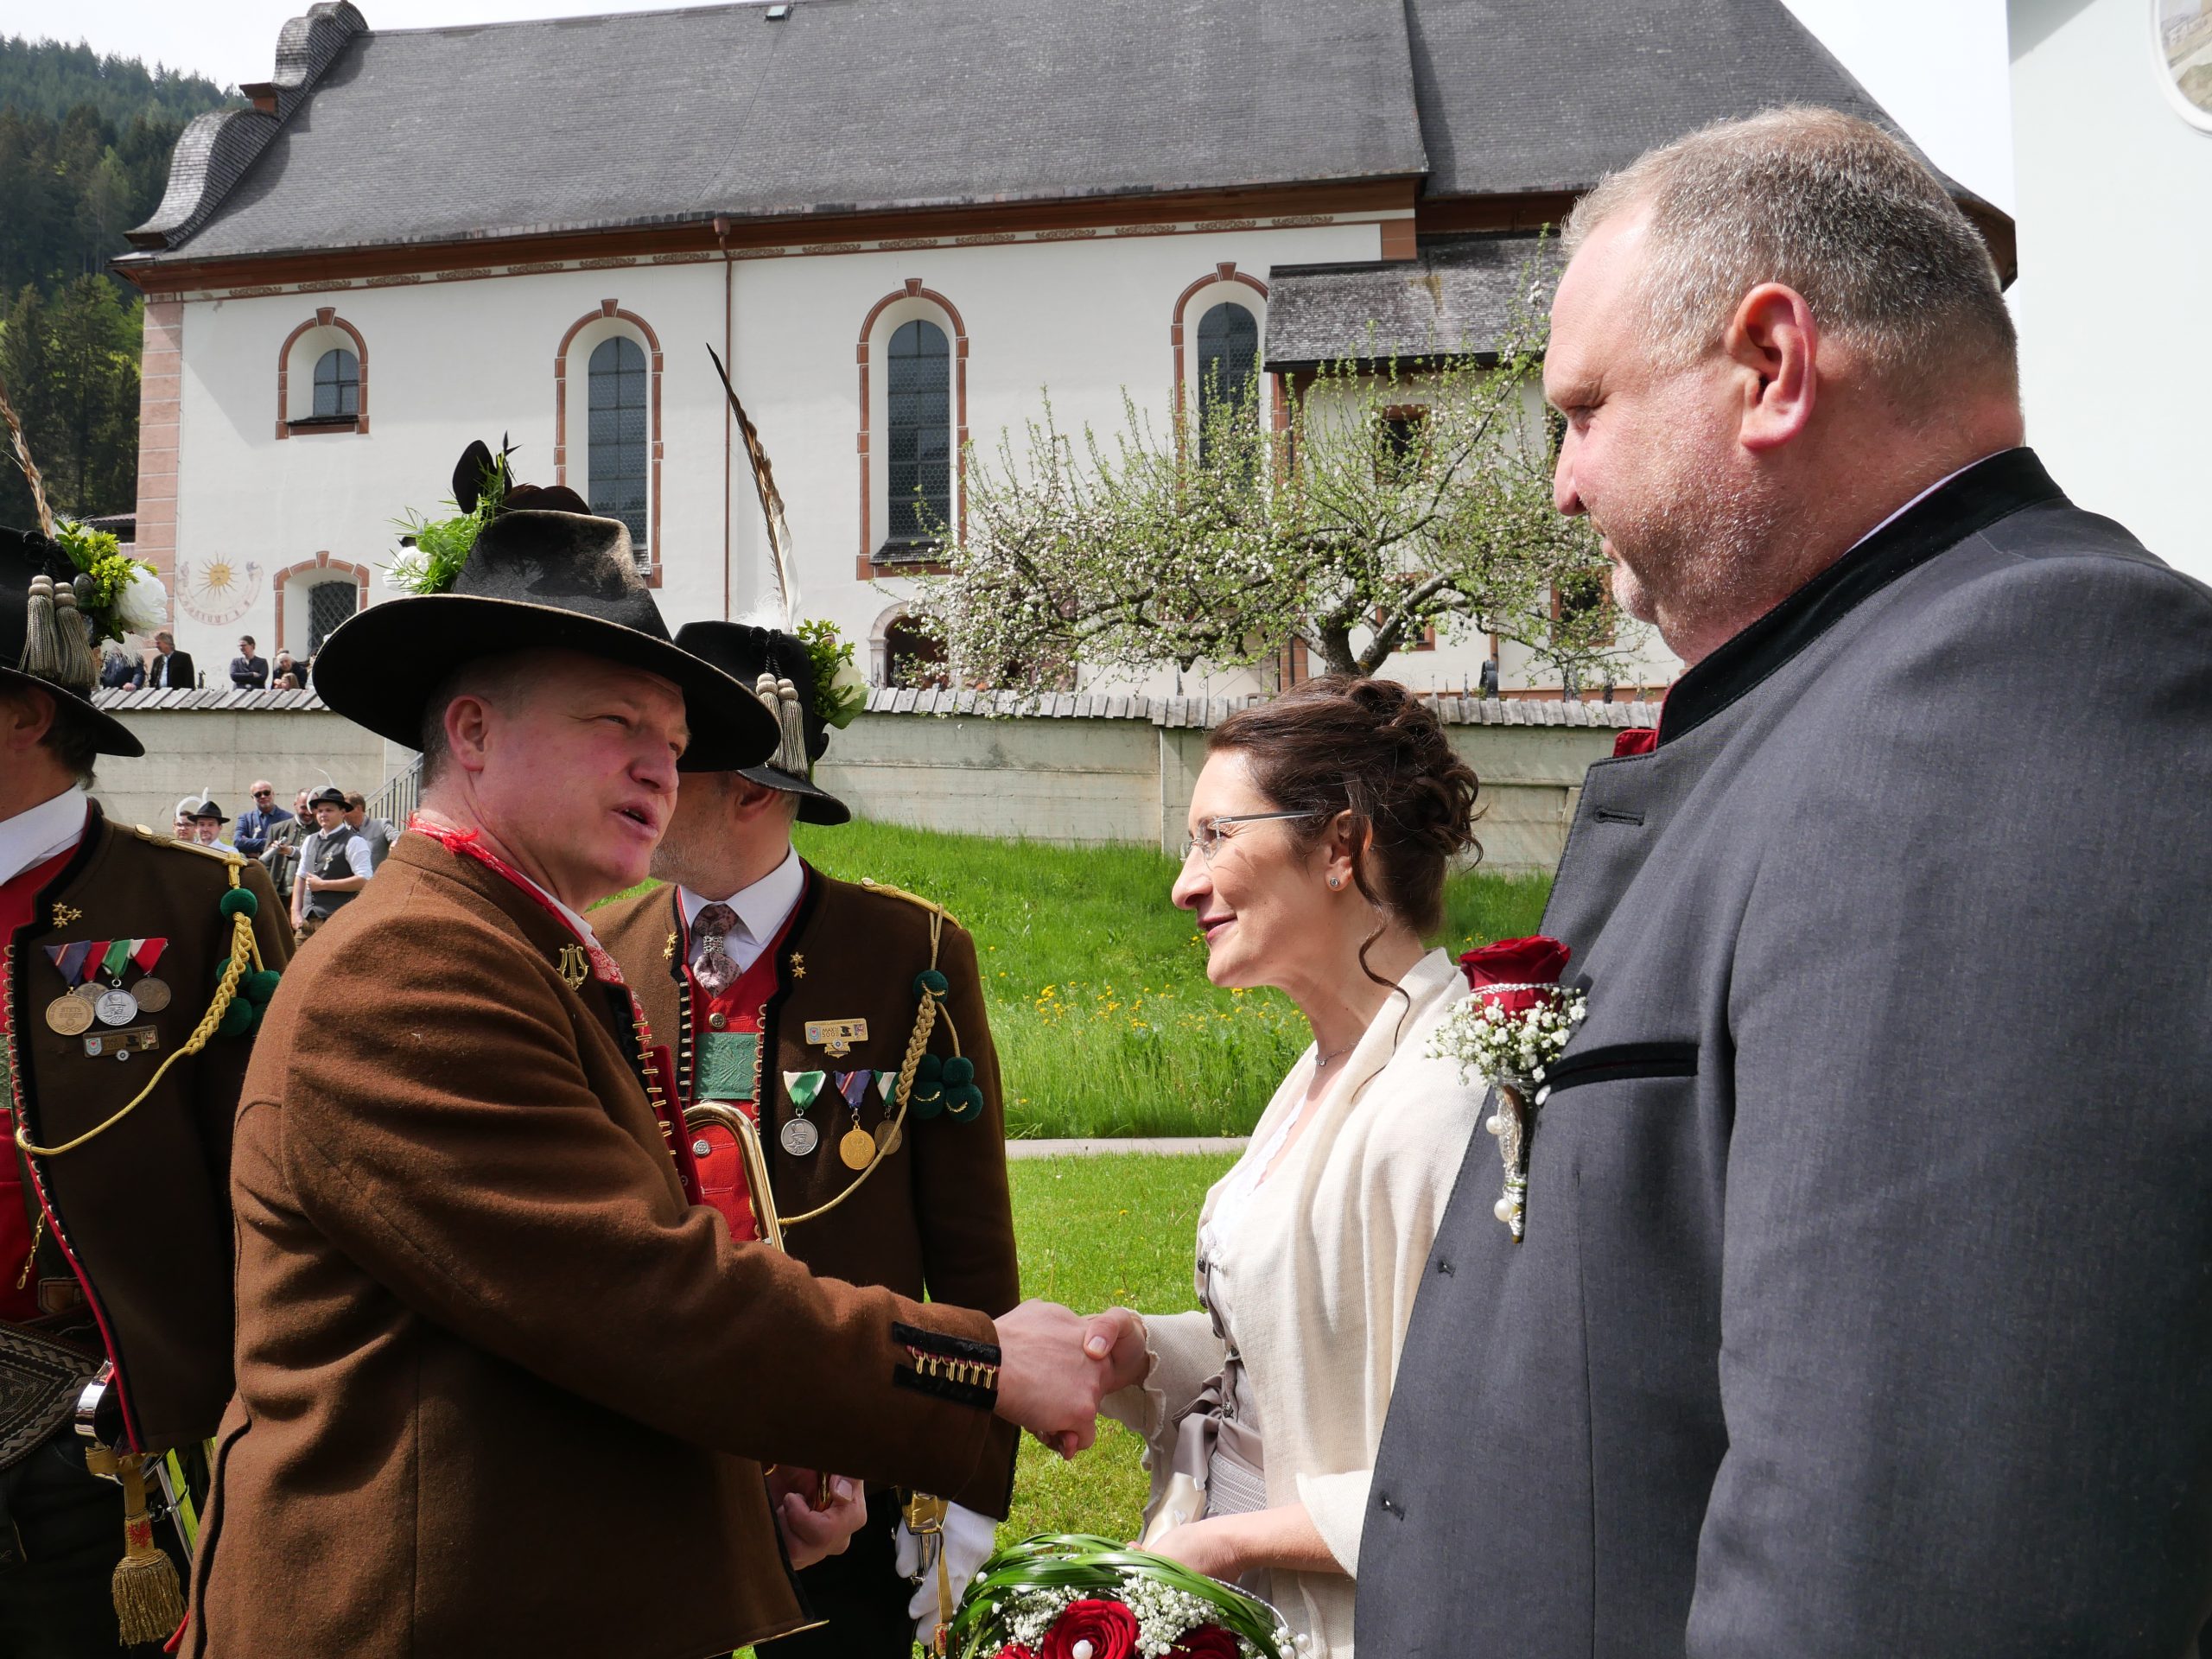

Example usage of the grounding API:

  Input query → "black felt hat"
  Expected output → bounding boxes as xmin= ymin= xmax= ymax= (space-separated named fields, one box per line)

xmin=307 ymin=786 xmax=347 ymax=810
xmin=188 ymin=797 xmax=228 ymax=823
xmin=0 ymin=526 xmax=143 ymax=758
xmin=312 ymin=453 xmax=777 ymax=772
xmin=671 ymin=621 xmax=852 ymax=826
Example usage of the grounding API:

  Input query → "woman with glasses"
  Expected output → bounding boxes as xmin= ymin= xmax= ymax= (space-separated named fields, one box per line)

xmin=1084 ymin=675 xmax=1484 ymax=1657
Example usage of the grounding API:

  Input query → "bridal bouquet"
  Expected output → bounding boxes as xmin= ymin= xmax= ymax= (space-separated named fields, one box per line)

xmin=1430 ymin=935 xmax=1586 ymax=1241
xmin=947 ymin=1534 xmax=1296 ymax=1659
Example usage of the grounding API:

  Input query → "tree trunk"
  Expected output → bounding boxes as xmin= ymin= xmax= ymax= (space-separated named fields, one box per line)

xmin=1315 ymin=626 xmax=1358 ymax=677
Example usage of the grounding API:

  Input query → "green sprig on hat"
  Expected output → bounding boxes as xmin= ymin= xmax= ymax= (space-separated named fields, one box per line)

xmin=50 ymin=519 xmax=162 ymax=645
xmin=385 ymin=442 xmax=512 ymax=597
xmin=795 ymin=618 xmax=868 ymax=730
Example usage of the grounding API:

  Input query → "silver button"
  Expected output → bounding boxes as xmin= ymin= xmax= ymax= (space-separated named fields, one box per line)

xmin=691 ymin=1138 xmax=714 ymax=1158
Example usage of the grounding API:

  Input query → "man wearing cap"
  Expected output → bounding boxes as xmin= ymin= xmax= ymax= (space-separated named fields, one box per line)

xmin=0 ymin=527 xmax=291 ymax=1655
xmin=187 ymin=450 xmax=1114 ymax=1659
xmin=598 ymin=621 xmax=1019 ymax=1656
xmin=289 ymin=786 xmax=369 ymax=941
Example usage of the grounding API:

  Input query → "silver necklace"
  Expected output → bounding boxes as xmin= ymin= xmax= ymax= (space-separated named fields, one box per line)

xmin=1313 ymin=1039 xmax=1355 ymax=1070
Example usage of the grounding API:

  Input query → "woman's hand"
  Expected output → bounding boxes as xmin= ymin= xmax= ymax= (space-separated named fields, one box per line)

xmin=1143 ymin=1516 xmax=1244 ymax=1581
xmin=769 ymin=1470 xmax=868 ymax=1570
xmin=1083 ymin=1306 xmax=1150 ymax=1395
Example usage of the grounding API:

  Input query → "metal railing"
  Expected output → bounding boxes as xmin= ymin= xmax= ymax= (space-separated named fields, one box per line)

xmin=365 ymin=754 xmax=423 ymax=830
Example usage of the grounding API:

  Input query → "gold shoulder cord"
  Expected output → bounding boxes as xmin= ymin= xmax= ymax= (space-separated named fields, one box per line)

xmin=778 ymin=883 xmax=961 ymax=1230
xmin=16 ymin=863 xmax=265 ymax=1159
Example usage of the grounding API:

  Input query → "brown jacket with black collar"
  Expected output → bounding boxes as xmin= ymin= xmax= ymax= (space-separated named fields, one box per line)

xmin=596 ymin=865 xmax=1022 ymax=1516
xmin=188 ymin=831 xmax=1005 ymax=1659
xmin=4 ymin=802 xmax=291 ymax=1453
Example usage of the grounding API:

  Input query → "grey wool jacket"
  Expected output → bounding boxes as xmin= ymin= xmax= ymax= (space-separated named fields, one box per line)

xmin=1357 ymin=450 xmax=2212 ymax=1658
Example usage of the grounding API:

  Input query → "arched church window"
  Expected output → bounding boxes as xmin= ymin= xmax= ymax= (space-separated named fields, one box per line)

xmin=305 ymin=577 xmax=358 ymax=656
xmin=886 ymin=319 xmax=951 ymax=544
xmin=313 ymin=348 xmax=359 ymax=418
xmin=588 ymin=335 xmax=650 ymax=561
xmin=1196 ymin=302 xmax=1259 ymax=461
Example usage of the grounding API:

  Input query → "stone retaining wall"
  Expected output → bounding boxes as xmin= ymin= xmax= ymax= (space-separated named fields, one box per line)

xmin=85 ymin=686 xmax=1659 ymax=873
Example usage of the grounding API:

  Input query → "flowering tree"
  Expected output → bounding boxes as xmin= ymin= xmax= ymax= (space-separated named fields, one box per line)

xmin=910 ymin=301 xmax=1636 ymax=691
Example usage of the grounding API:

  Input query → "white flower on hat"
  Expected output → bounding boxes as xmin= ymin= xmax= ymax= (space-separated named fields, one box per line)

xmin=112 ymin=564 xmax=168 ymax=634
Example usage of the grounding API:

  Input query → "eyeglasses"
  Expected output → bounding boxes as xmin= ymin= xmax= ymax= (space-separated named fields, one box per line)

xmin=1179 ymin=810 xmax=1313 ymax=862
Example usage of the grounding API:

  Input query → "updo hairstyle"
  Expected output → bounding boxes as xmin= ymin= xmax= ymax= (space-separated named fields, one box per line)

xmin=1208 ymin=675 xmax=1480 ymax=943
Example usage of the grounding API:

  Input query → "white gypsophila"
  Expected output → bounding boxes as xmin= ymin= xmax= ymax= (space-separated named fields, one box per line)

xmin=995 ymin=1585 xmax=1079 ymax=1650
xmin=1428 ymin=989 xmax=1587 ymax=1087
xmin=112 ymin=565 xmax=168 ymax=633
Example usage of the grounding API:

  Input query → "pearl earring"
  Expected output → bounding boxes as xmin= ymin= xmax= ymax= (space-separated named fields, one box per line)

xmin=1328 ymin=875 xmax=1342 ymax=889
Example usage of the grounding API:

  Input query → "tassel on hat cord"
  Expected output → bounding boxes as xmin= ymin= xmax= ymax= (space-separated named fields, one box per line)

xmin=775 ymin=676 xmax=808 ymax=776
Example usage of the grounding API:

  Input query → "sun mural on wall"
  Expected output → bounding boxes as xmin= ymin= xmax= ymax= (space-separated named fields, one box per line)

xmin=175 ymin=557 xmax=264 ymax=627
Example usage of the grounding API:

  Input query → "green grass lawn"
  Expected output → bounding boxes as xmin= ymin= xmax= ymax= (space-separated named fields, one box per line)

xmin=790 ymin=818 xmax=1550 ymax=1140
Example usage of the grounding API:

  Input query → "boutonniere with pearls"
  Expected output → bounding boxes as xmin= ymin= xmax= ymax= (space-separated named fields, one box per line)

xmin=1429 ymin=936 xmax=1586 ymax=1242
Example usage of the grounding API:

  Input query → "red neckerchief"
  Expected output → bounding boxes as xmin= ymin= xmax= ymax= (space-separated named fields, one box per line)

xmin=408 ymin=815 xmax=701 ymax=1204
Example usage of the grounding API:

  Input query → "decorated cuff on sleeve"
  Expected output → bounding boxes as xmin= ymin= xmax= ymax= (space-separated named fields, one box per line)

xmin=892 ymin=1320 xmax=1001 ymax=1410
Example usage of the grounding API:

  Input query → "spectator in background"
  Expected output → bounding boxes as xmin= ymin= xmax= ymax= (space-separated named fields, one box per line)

xmin=273 ymin=672 xmax=302 ymax=691
xmin=272 ymin=648 xmax=297 ymax=685
xmin=341 ymin=791 xmax=394 ymax=868
xmin=231 ymin=635 xmax=270 ymax=690
xmin=233 ymin=780 xmax=284 ymax=859
xmin=293 ymin=785 xmax=372 ymax=940
xmin=172 ymin=803 xmax=195 ymax=839
xmin=148 ymin=630 xmax=197 ymax=690
xmin=99 ymin=639 xmax=139 ymax=689
xmin=261 ymin=788 xmax=314 ymax=893
xmin=188 ymin=797 xmax=232 ymax=849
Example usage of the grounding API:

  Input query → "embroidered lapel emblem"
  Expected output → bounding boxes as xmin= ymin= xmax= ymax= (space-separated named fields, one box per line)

xmin=555 ymin=944 xmax=591 ymax=990
xmin=804 ymin=1017 xmax=867 ymax=1057
xmin=50 ymin=904 xmax=82 ymax=927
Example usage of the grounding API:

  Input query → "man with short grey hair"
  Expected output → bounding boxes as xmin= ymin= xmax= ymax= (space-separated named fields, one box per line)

xmin=1360 ymin=107 xmax=2212 ymax=1656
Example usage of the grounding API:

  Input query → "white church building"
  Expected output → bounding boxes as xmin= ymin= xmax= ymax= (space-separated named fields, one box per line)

xmin=113 ymin=0 xmax=2012 ymax=701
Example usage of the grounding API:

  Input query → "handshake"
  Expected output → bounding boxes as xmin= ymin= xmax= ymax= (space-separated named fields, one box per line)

xmin=991 ymin=1300 xmax=1148 ymax=1457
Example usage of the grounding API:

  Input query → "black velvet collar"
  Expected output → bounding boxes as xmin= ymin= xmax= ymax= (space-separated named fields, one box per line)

xmin=1659 ymin=448 xmax=2065 ymax=745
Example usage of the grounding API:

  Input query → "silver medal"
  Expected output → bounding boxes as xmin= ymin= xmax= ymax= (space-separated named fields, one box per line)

xmin=94 ymin=988 xmax=139 ymax=1027
xmin=779 ymin=1116 xmax=820 ymax=1157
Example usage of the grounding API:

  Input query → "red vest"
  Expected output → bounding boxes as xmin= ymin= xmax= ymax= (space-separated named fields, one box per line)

xmin=676 ymin=887 xmax=804 ymax=1243
xmin=2 ymin=842 xmax=80 ymax=1322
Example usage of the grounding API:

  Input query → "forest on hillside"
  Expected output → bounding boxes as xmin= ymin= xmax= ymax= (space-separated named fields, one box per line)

xmin=0 ymin=37 xmax=235 ymax=529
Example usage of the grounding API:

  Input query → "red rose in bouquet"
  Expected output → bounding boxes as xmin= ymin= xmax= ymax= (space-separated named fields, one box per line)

xmin=1458 ymin=935 xmax=1573 ymax=1014
xmin=993 ymin=1649 xmax=1039 ymax=1659
xmin=1042 ymin=1599 xmax=1140 ymax=1659
xmin=1168 ymin=1624 xmax=1243 ymax=1658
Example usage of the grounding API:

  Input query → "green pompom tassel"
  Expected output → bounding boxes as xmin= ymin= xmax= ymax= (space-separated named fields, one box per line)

xmin=241 ymin=969 xmax=282 ymax=1006
xmin=913 ymin=969 xmax=949 ymax=997
xmin=219 ymin=887 xmax=258 ymax=919
xmin=945 ymin=1084 xmax=985 ymax=1123
xmin=913 ymin=1052 xmax=944 ymax=1084
xmin=215 ymin=997 xmax=254 ymax=1039
xmin=911 ymin=1088 xmax=946 ymax=1122
xmin=942 ymin=1055 xmax=976 ymax=1088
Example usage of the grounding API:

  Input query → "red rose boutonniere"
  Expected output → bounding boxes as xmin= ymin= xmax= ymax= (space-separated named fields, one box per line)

xmin=1437 ymin=935 xmax=1586 ymax=1242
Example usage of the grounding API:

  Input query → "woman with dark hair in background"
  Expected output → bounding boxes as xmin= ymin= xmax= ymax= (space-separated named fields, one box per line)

xmin=1084 ymin=675 xmax=1484 ymax=1659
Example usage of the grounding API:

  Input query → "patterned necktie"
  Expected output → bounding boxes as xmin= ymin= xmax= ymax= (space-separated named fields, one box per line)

xmin=691 ymin=902 xmax=740 ymax=995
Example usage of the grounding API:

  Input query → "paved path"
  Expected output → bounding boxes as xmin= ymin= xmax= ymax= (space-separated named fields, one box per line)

xmin=1007 ymin=1137 xmax=1249 ymax=1160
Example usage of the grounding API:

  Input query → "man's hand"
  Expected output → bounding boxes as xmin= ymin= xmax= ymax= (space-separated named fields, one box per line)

xmin=991 ymin=1300 xmax=1126 ymax=1458
xmin=1084 ymin=1306 xmax=1149 ymax=1395
xmin=768 ymin=1469 xmax=867 ymax=1572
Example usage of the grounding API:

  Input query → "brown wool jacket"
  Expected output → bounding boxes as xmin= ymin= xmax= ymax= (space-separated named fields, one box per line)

xmin=5 ymin=803 xmax=291 ymax=1452
xmin=597 ymin=867 xmax=1022 ymax=1516
xmin=188 ymin=832 xmax=1006 ymax=1659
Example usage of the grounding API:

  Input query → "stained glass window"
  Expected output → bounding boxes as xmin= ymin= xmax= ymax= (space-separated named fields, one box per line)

xmin=588 ymin=336 xmax=650 ymax=568
xmin=886 ymin=320 xmax=950 ymax=544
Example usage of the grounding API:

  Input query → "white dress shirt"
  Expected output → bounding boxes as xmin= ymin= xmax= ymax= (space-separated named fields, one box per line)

xmin=678 ymin=846 xmax=804 ymax=976
xmin=0 ymin=785 xmax=88 ymax=887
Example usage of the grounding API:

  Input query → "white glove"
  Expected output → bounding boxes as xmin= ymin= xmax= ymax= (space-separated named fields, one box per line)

xmin=893 ymin=1501 xmax=1000 ymax=1646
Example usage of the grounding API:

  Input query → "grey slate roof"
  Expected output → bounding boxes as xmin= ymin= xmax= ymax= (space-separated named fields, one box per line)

xmin=1402 ymin=0 xmax=1946 ymax=200
xmin=132 ymin=0 xmax=1427 ymax=262
xmin=1264 ymin=233 xmax=1564 ymax=371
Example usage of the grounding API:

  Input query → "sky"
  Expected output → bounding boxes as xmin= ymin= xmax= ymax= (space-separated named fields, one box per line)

xmin=0 ymin=0 xmax=2018 ymax=213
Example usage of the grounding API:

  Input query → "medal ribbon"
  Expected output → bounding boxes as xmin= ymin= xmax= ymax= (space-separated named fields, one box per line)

xmin=130 ymin=938 xmax=166 ymax=974
xmin=42 ymin=940 xmax=93 ymax=986
xmin=407 ymin=814 xmax=702 ymax=1206
xmin=99 ymin=939 xmax=135 ymax=982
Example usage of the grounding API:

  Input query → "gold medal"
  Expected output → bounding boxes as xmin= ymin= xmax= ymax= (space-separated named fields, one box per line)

xmin=838 ymin=1125 xmax=876 ymax=1171
xmin=130 ymin=976 xmax=172 ymax=1014
xmin=44 ymin=995 xmax=93 ymax=1036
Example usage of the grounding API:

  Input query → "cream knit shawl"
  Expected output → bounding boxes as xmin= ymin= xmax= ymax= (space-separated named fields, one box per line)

xmin=1105 ymin=948 xmax=1481 ymax=1657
